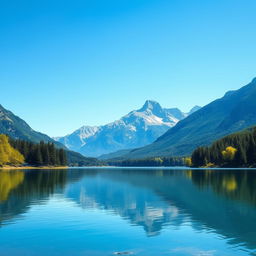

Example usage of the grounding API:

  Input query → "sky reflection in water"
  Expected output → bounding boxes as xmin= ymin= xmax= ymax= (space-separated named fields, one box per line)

xmin=0 ymin=167 xmax=256 ymax=256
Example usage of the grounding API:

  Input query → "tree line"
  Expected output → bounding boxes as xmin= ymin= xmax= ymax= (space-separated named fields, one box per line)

xmin=109 ymin=156 xmax=188 ymax=167
xmin=9 ymin=138 xmax=67 ymax=166
xmin=191 ymin=127 xmax=256 ymax=167
xmin=10 ymin=139 xmax=67 ymax=166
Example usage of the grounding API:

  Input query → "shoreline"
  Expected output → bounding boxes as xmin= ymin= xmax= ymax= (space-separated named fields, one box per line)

xmin=0 ymin=166 xmax=68 ymax=170
xmin=2 ymin=165 xmax=256 ymax=170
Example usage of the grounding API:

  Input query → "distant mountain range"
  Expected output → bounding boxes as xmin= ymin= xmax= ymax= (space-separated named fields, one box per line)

xmin=54 ymin=100 xmax=200 ymax=157
xmin=113 ymin=78 xmax=256 ymax=159
xmin=0 ymin=104 xmax=100 ymax=166
xmin=3 ymin=77 xmax=256 ymax=163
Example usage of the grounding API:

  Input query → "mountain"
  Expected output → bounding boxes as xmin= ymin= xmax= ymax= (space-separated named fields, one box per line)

xmin=117 ymin=78 xmax=256 ymax=159
xmin=0 ymin=104 xmax=60 ymax=144
xmin=53 ymin=126 xmax=99 ymax=152
xmin=0 ymin=104 xmax=100 ymax=166
xmin=99 ymin=149 xmax=133 ymax=160
xmin=188 ymin=105 xmax=201 ymax=115
xmin=55 ymin=100 xmax=199 ymax=157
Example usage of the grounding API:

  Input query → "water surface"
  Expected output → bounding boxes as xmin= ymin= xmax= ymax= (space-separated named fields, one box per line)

xmin=0 ymin=167 xmax=256 ymax=256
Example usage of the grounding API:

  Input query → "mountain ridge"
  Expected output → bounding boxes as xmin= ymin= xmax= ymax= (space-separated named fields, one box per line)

xmin=0 ymin=104 xmax=61 ymax=144
xmin=115 ymin=78 xmax=256 ymax=159
xmin=0 ymin=104 xmax=100 ymax=166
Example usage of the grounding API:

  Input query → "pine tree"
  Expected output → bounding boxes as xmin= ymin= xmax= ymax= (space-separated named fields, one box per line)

xmin=55 ymin=148 xmax=61 ymax=166
xmin=48 ymin=143 xmax=56 ymax=165
xmin=40 ymin=142 xmax=50 ymax=165
xmin=247 ymin=135 xmax=256 ymax=164
xmin=234 ymin=145 xmax=247 ymax=166
xmin=33 ymin=146 xmax=43 ymax=166
xmin=59 ymin=149 xmax=67 ymax=166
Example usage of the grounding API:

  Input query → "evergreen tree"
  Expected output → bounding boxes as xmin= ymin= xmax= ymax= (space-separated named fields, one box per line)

xmin=235 ymin=145 xmax=247 ymax=166
xmin=59 ymin=149 xmax=67 ymax=166
xmin=247 ymin=135 xmax=256 ymax=164
xmin=48 ymin=143 xmax=56 ymax=165
xmin=33 ymin=146 xmax=43 ymax=166
xmin=191 ymin=127 xmax=256 ymax=167
xmin=7 ymin=136 xmax=68 ymax=166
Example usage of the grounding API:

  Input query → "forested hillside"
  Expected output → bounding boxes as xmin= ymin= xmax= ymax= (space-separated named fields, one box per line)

xmin=191 ymin=127 xmax=256 ymax=167
xmin=0 ymin=134 xmax=67 ymax=167
xmin=109 ymin=156 xmax=187 ymax=167
xmin=0 ymin=104 xmax=101 ymax=166
xmin=118 ymin=78 xmax=256 ymax=159
xmin=10 ymin=138 xmax=67 ymax=167
xmin=0 ymin=134 xmax=101 ymax=167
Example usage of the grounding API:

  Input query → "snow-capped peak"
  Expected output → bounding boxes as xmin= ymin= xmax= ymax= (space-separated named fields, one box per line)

xmin=74 ymin=126 xmax=99 ymax=139
xmin=54 ymin=100 xmax=200 ymax=157
xmin=140 ymin=100 xmax=162 ymax=112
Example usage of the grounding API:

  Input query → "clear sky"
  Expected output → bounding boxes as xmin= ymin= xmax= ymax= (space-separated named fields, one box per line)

xmin=1 ymin=0 xmax=256 ymax=137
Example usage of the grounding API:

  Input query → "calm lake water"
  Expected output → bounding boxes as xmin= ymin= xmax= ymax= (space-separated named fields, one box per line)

xmin=0 ymin=167 xmax=256 ymax=256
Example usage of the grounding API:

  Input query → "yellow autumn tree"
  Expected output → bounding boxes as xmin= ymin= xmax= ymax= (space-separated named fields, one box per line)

xmin=0 ymin=134 xmax=24 ymax=166
xmin=184 ymin=157 xmax=192 ymax=166
xmin=0 ymin=146 xmax=8 ymax=165
xmin=154 ymin=157 xmax=163 ymax=165
xmin=222 ymin=146 xmax=237 ymax=162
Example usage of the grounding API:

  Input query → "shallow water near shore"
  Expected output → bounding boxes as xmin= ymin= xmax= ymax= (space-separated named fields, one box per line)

xmin=0 ymin=167 xmax=256 ymax=256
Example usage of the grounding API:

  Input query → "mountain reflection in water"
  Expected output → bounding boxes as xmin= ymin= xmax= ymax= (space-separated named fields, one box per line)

xmin=0 ymin=167 xmax=256 ymax=255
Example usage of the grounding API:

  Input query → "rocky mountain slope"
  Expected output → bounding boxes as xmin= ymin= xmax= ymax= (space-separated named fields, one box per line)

xmin=118 ymin=78 xmax=256 ymax=159
xmin=0 ymin=104 xmax=99 ymax=166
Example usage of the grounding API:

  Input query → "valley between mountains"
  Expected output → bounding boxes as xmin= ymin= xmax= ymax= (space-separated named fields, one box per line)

xmin=1 ymin=78 xmax=256 ymax=167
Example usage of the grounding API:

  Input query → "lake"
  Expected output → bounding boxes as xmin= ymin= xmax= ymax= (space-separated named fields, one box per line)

xmin=0 ymin=167 xmax=256 ymax=256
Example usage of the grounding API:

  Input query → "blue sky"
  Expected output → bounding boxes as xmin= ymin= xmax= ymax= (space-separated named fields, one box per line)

xmin=1 ymin=0 xmax=256 ymax=136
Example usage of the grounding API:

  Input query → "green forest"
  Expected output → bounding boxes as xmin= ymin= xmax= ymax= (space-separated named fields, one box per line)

xmin=0 ymin=134 xmax=67 ymax=167
xmin=191 ymin=127 xmax=256 ymax=167
xmin=111 ymin=126 xmax=256 ymax=168
xmin=109 ymin=156 xmax=188 ymax=167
